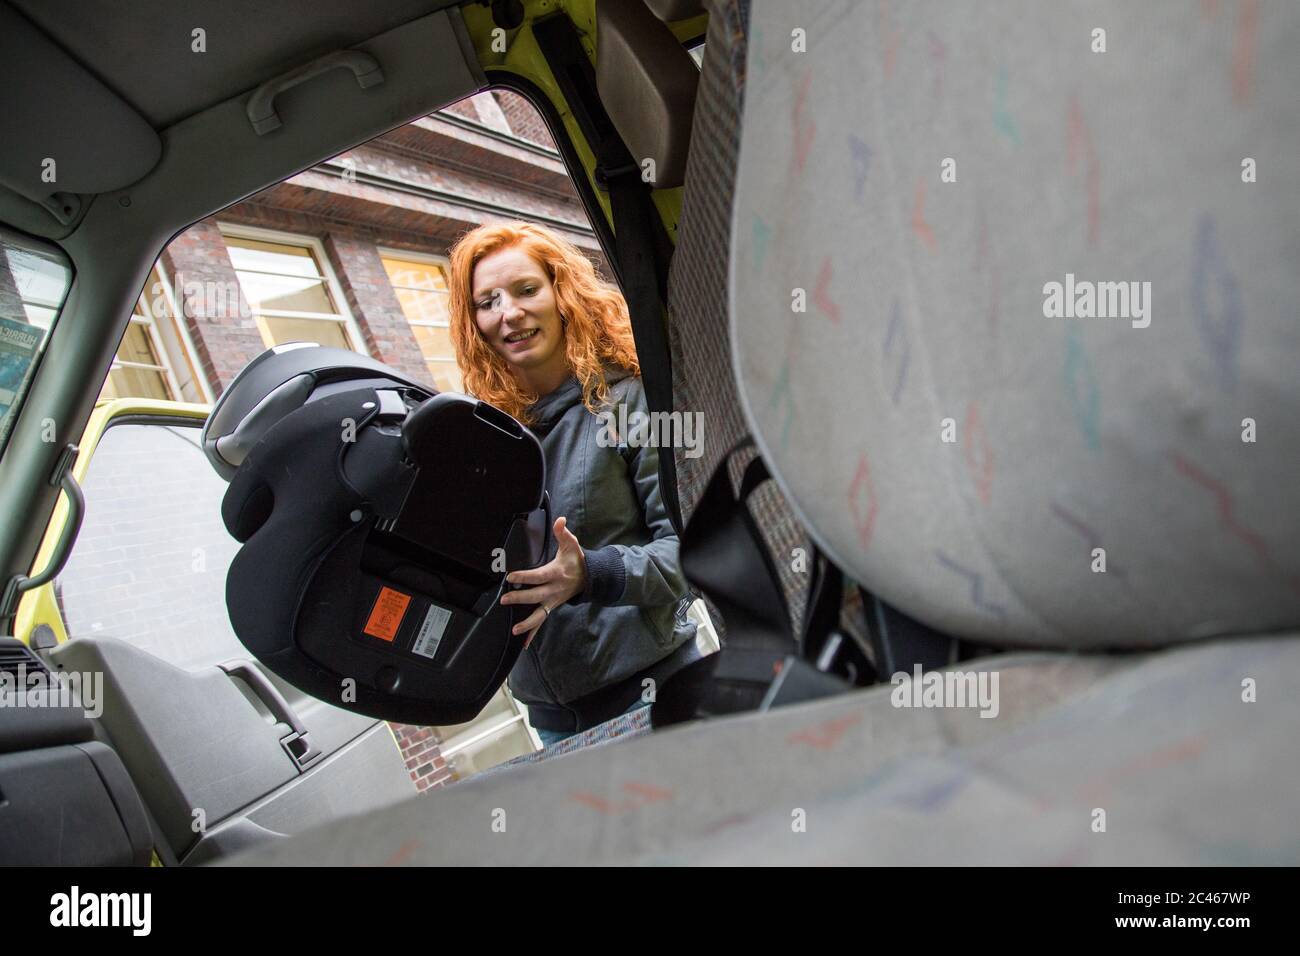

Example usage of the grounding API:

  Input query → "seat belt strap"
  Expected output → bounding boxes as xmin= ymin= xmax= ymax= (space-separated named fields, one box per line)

xmin=659 ymin=437 xmax=852 ymax=721
xmin=531 ymin=12 xmax=684 ymax=534
xmin=603 ymin=164 xmax=685 ymax=535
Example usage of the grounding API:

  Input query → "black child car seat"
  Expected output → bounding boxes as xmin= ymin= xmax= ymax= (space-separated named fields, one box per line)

xmin=201 ymin=343 xmax=551 ymax=725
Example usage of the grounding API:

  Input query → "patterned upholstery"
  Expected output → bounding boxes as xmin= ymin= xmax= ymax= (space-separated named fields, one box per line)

xmin=481 ymin=706 xmax=652 ymax=776
xmin=731 ymin=0 xmax=1300 ymax=648
xmin=227 ymin=634 xmax=1300 ymax=864
xmin=668 ymin=0 xmax=815 ymax=636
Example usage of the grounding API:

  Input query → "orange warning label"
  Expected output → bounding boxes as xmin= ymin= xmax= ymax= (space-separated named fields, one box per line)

xmin=364 ymin=586 xmax=411 ymax=642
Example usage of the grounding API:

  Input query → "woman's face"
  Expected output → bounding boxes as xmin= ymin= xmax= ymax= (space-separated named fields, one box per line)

xmin=471 ymin=245 xmax=567 ymax=387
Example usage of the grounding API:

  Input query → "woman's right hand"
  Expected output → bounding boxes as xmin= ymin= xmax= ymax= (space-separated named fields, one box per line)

xmin=499 ymin=516 xmax=589 ymax=647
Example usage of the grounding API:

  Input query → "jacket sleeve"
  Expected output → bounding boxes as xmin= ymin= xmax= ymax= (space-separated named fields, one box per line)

xmin=568 ymin=382 xmax=690 ymax=609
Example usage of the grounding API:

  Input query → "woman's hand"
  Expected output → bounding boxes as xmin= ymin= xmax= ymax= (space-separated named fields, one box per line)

xmin=500 ymin=516 xmax=589 ymax=647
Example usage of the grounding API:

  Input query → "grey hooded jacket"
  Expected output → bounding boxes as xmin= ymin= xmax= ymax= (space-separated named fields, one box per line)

xmin=506 ymin=364 xmax=698 ymax=711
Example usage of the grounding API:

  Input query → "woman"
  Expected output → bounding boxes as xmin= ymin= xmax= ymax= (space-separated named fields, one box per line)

xmin=448 ymin=221 xmax=700 ymax=747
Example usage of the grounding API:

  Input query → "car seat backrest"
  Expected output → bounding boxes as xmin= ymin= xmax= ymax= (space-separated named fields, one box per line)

xmin=666 ymin=0 xmax=820 ymax=641
xmin=729 ymin=0 xmax=1300 ymax=647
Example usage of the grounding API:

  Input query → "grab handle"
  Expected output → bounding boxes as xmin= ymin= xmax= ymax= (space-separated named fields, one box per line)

xmin=219 ymin=659 xmax=322 ymax=770
xmin=1 ymin=444 xmax=83 ymax=626
xmin=247 ymin=50 xmax=385 ymax=136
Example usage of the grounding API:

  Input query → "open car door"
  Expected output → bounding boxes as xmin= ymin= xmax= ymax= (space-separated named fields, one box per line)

xmin=14 ymin=397 xmax=417 ymax=864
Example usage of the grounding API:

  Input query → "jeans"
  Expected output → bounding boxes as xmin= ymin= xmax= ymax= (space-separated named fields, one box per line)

xmin=535 ymin=700 xmax=649 ymax=748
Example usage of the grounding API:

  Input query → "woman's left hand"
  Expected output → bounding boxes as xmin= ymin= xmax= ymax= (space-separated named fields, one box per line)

xmin=500 ymin=516 xmax=589 ymax=647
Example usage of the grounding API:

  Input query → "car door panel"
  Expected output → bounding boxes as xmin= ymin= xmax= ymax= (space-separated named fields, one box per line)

xmin=15 ymin=401 xmax=417 ymax=863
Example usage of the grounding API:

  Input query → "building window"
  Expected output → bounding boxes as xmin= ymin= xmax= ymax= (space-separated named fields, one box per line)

xmin=380 ymin=251 xmax=463 ymax=392
xmin=101 ymin=316 xmax=173 ymax=401
xmin=99 ymin=265 xmax=205 ymax=403
xmin=223 ymin=229 xmax=363 ymax=353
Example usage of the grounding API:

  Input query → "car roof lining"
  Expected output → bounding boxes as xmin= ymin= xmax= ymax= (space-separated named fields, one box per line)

xmin=8 ymin=0 xmax=467 ymax=130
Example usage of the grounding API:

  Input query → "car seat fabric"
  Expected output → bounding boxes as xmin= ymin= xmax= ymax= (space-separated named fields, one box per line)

xmin=221 ymin=632 xmax=1300 ymax=865
xmin=729 ymin=0 xmax=1300 ymax=648
xmin=479 ymin=704 xmax=653 ymax=775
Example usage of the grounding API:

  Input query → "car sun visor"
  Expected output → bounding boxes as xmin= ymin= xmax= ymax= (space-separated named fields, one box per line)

xmin=204 ymin=345 xmax=550 ymax=725
xmin=0 ymin=3 xmax=162 ymax=222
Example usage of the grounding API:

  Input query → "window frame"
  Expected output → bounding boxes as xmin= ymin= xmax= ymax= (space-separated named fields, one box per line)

xmin=377 ymin=245 xmax=457 ymax=366
xmin=217 ymin=223 xmax=369 ymax=355
xmin=102 ymin=313 xmax=180 ymax=402
xmin=99 ymin=263 xmax=213 ymax=405
xmin=151 ymin=258 xmax=215 ymax=405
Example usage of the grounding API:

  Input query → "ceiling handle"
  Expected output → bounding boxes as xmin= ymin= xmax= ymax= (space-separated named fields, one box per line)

xmin=246 ymin=50 xmax=385 ymax=136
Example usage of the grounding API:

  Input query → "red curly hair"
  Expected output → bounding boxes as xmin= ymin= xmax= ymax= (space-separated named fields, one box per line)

xmin=447 ymin=221 xmax=640 ymax=425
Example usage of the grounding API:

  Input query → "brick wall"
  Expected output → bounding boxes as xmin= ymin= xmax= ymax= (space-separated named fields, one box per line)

xmin=440 ymin=98 xmax=480 ymax=122
xmin=494 ymin=90 xmax=557 ymax=149
xmin=389 ymin=723 xmax=454 ymax=791
xmin=348 ymin=144 xmax=585 ymax=226
xmin=159 ymin=212 xmax=439 ymax=394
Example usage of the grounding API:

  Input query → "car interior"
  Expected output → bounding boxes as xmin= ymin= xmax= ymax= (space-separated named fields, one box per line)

xmin=1 ymin=0 xmax=1297 ymax=866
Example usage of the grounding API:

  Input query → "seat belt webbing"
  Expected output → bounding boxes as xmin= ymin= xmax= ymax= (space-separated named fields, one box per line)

xmin=604 ymin=165 xmax=684 ymax=535
xmin=658 ymin=437 xmax=846 ymax=721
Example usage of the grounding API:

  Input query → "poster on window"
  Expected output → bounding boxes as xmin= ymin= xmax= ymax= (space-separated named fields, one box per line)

xmin=0 ymin=315 xmax=42 ymax=443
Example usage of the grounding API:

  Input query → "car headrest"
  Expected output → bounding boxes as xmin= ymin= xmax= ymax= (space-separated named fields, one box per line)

xmin=202 ymin=342 xmax=433 ymax=480
xmin=596 ymin=0 xmax=700 ymax=189
xmin=730 ymin=0 xmax=1300 ymax=648
xmin=210 ymin=348 xmax=550 ymax=724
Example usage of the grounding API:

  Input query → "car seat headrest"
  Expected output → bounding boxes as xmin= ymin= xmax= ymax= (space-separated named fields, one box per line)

xmin=596 ymin=0 xmax=700 ymax=189
xmin=210 ymin=348 xmax=549 ymax=724
xmin=202 ymin=342 xmax=433 ymax=480
xmin=729 ymin=1 xmax=1300 ymax=648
